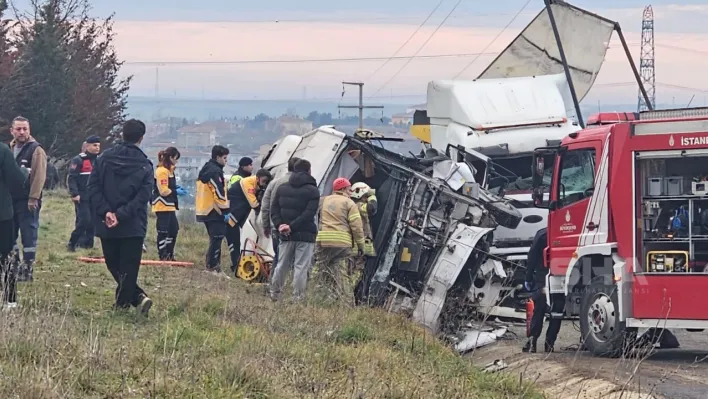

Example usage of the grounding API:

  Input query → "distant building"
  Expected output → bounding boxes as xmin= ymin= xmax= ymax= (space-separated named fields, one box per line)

xmin=148 ymin=117 xmax=185 ymax=137
xmin=267 ymin=116 xmax=313 ymax=136
xmin=177 ymin=124 xmax=217 ymax=149
xmin=391 ymin=112 xmax=413 ymax=126
xmin=176 ymin=148 xmax=212 ymax=169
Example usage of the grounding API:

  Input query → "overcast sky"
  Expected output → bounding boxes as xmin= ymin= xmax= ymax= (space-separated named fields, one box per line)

xmin=11 ymin=0 xmax=708 ymax=105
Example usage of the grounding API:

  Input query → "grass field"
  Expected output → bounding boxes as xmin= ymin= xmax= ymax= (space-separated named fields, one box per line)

xmin=1 ymin=191 xmax=542 ymax=398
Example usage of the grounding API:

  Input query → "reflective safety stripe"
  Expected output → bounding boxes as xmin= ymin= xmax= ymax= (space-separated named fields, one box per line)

xmin=348 ymin=212 xmax=361 ymax=222
xmin=316 ymin=231 xmax=353 ymax=246
xmin=24 ymin=247 xmax=36 ymax=253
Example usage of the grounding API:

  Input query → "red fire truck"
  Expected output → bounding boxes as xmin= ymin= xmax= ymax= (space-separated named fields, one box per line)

xmin=531 ymin=108 xmax=708 ymax=356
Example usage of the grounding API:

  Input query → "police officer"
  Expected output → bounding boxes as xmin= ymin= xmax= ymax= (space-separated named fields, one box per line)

xmin=67 ymin=136 xmax=101 ymax=251
xmin=522 ymin=227 xmax=563 ymax=353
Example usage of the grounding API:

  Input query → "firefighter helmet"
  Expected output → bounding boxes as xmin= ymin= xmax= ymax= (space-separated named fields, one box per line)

xmin=350 ymin=182 xmax=370 ymax=200
xmin=332 ymin=177 xmax=352 ymax=192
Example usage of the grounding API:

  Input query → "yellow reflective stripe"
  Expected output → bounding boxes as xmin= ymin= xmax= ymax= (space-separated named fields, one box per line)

xmin=348 ymin=212 xmax=361 ymax=222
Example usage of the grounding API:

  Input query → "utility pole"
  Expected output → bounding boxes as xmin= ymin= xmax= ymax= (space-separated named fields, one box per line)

xmin=338 ymin=82 xmax=383 ymax=130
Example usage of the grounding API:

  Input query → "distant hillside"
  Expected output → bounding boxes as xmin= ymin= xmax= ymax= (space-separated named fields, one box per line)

xmin=126 ymin=96 xmax=413 ymax=120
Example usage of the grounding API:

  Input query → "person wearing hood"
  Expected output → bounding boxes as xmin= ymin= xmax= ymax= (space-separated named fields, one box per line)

xmin=269 ymin=159 xmax=320 ymax=302
xmin=67 ymin=135 xmax=101 ymax=251
xmin=195 ymin=145 xmax=230 ymax=275
xmin=228 ymin=156 xmax=253 ymax=188
xmin=0 ymin=141 xmax=30 ymax=308
xmin=8 ymin=116 xmax=47 ymax=282
xmin=86 ymin=119 xmax=154 ymax=315
xmin=225 ymin=168 xmax=272 ymax=276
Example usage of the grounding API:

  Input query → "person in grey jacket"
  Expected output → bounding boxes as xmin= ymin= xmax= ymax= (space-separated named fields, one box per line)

xmin=260 ymin=157 xmax=300 ymax=273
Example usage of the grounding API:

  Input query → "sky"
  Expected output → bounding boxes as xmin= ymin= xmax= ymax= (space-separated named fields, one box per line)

xmin=10 ymin=0 xmax=708 ymax=106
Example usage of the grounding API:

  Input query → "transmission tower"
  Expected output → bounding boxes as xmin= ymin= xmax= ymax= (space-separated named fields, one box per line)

xmin=637 ymin=5 xmax=655 ymax=111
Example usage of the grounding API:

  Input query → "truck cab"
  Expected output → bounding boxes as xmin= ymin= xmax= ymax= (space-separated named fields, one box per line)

xmin=532 ymin=107 xmax=708 ymax=356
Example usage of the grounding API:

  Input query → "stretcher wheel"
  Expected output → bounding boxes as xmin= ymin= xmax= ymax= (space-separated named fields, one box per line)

xmin=238 ymin=255 xmax=263 ymax=281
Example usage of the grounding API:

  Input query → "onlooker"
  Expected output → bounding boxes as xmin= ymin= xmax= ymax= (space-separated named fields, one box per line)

xmin=315 ymin=178 xmax=365 ymax=303
xmin=195 ymin=145 xmax=230 ymax=275
xmin=269 ymin=159 xmax=320 ymax=302
xmin=8 ymin=116 xmax=47 ymax=282
xmin=225 ymin=168 xmax=272 ymax=276
xmin=0 ymin=142 xmax=29 ymax=308
xmin=260 ymin=157 xmax=300 ymax=276
xmin=87 ymin=119 xmax=154 ymax=315
xmin=228 ymin=156 xmax=254 ymax=188
xmin=67 ymin=136 xmax=101 ymax=251
xmin=152 ymin=147 xmax=187 ymax=261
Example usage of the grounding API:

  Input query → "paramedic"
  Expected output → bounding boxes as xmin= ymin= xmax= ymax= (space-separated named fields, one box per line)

xmin=225 ymin=168 xmax=272 ymax=276
xmin=195 ymin=145 xmax=230 ymax=275
xmin=152 ymin=147 xmax=188 ymax=261
xmin=315 ymin=177 xmax=366 ymax=302
xmin=227 ymin=156 xmax=253 ymax=188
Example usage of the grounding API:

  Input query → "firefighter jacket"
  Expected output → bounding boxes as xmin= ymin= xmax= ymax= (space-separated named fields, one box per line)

xmin=152 ymin=165 xmax=178 ymax=213
xmin=9 ymin=139 xmax=47 ymax=201
xmin=316 ymin=192 xmax=366 ymax=250
xmin=67 ymin=152 xmax=97 ymax=197
xmin=357 ymin=191 xmax=378 ymax=256
xmin=226 ymin=175 xmax=259 ymax=227
xmin=195 ymin=159 xmax=229 ymax=222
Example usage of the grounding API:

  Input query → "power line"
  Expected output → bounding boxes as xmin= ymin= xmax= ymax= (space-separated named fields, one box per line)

xmin=361 ymin=0 xmax=445 ymax=83
xmin=453 ymin=0 xmax=532 ymax=79
xmin=367 ymin=0 xmax=464 ymax=99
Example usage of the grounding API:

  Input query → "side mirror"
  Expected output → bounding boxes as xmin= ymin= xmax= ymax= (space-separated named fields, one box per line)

xmin=531 ymin=149 xmax=556 ymax=209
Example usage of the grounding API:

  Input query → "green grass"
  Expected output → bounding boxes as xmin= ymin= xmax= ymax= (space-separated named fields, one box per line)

xmin=0 ymin=190 xmax=542 ymax=398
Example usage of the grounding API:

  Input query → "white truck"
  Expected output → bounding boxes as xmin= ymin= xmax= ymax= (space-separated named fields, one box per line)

xmin=410 ymin=73 xmax=579 ymax=319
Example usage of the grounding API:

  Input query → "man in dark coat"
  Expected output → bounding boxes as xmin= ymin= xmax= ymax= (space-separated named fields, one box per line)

xmin=86 ymin=120 xmax=154 ymax=315
xmin=269 ymin=159 xmax=320 ymax=302
xmin=0 ymin=142 xmax=29 ymax=308
xmin=67 ymin=135 xmax=101 ymax=251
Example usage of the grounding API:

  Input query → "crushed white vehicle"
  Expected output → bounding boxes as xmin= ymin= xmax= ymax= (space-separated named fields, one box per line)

xmin=237 ymin=126 xmax=522 ymax=344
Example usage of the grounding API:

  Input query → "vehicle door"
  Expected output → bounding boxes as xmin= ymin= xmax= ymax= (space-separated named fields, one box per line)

xmin=547 ymin=140 xmax=603 ymax=275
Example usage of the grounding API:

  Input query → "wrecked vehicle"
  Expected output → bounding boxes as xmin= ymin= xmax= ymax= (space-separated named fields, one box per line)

xmin=238 ymin=126 xmax=522 ymax=337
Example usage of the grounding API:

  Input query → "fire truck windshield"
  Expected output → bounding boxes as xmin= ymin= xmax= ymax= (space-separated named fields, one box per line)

xmin=557 ymin=149 xmax=596 ymax=206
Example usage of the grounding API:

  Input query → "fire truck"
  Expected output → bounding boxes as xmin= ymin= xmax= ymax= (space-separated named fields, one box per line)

xmin=531 ymin=108 xmax=708 ymax=356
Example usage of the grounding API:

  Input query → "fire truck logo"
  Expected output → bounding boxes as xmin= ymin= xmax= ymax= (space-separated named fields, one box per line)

xmin=669 ymin=135 xmax=675 ymax=147
xmin=560 ymin=210 xmax=577 ymax=233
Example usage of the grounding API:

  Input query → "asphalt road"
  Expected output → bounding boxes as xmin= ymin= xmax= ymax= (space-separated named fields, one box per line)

xmin=470 ymin=323 xmax=708 ymax=399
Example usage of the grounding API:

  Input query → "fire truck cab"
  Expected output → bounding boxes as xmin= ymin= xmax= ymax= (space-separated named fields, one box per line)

xmin=532 ymin=108 xmax=708 ymax=356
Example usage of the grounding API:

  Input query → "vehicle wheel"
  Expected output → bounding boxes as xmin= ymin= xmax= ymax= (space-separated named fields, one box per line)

xmin=579 ymin=277 xmax=632 ymax=357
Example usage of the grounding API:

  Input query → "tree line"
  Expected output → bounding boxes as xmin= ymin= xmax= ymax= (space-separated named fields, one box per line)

xmin=0 ymin=0 xmax=129 ymax=159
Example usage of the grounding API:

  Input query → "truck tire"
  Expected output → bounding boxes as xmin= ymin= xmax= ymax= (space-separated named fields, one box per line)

xmin=486 ymin=199 xmax=522 ymax=229
xmin=579 ymin=277 xmax=632 ymax=357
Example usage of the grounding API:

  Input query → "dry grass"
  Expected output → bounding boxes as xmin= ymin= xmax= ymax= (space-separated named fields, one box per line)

xmin=1 ymin=190 xmax=542 ymax=398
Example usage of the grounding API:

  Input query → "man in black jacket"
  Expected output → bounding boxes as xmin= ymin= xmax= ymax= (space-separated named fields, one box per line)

xmin=522 ymin=227 xmax=563 ymax=353
xmin=269 ymin=159 xmax=320 ymax=302
xmin=67 ymin=136 xmax=101 ymax=251
xmin=0 ymin=142 xmax=29 ymax=308
xmin=87 ymin=120 xmax=154 ymax=315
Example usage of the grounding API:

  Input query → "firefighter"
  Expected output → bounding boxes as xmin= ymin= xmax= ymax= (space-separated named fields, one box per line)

xmin=315 ymin=177 xmax=366 ymax=302
xmin=227 ymin=156 xmax=253 ymax=188
xmin=225 ymin=168 xmax=272 ymax=276
xmin=196 ymin=145 xmax=230 ymax=275
xmin=67 ymin=136 xmax=101 ymax=252
xmin=349 ymin=182 xmax=377 ymax=270
xmin=522 ymin=227 xmax=563 ymax=353
xmin=9 ymin=116 xmax=47 ymax=282
xmin=152 ymin=147 xmax=188 ymax=261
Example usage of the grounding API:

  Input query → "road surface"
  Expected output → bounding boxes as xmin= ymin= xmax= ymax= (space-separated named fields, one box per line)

xmin=470 ymin=323 xmax=708 ymax=399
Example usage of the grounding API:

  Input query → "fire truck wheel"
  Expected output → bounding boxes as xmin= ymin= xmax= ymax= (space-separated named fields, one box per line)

xmin=579 ymin=277 xmax=628 ymax=358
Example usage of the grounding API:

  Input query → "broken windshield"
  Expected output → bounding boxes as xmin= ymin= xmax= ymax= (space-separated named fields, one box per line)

xmin=488 ymin=154 xmax=554 ymax=195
